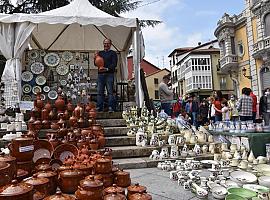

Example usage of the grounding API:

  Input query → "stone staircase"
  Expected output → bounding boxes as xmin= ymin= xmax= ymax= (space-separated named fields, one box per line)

xmin=97 ymin=112 xmax=213 ymax=169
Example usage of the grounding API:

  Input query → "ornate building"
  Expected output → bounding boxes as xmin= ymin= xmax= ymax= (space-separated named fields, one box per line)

xmin=214 ymin=0 xmax=270 ymax=98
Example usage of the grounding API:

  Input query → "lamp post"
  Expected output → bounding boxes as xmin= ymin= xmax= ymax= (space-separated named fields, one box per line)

xmin=242 ymin=67 xmax=252 ymax=80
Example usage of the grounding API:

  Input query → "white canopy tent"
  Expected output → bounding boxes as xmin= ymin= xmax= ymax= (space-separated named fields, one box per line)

xmin=0 ymin=0 xmax=144 ymax=106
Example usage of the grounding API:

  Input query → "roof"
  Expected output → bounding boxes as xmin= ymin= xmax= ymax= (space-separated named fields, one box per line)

xmin=145 ymin=68 xmax=170 ymax=78
xmin=168 ymin=40 xmax=218 ymax=58
xmin=128 ymin=56 xmax=161 ymax=71
xmin=192 ymin=48 xmax=220 ymax=53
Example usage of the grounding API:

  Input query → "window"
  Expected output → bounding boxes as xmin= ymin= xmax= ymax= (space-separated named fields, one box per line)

xmin=155 ymin=90 xmax=159 ymax=99
xmin=231 ymin=36 xmax=236 ymax=54
xmin=265 ymin=13 xmax=270 ymax=37
xmin=220 ymin=40 xmax=226 ymax=56
xmin=238 ymin=42 xmax=244 ymax=57
xmin=154 ymin=78 xmax=159 ymax=85
xmin=220 ymin=77 xmax=227 ymax=90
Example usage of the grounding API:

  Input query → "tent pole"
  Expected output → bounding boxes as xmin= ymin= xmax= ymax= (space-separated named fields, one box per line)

xmin=46 ymin=25 xmax=70 ymax=50
xmin=32 ymin=35 xmax=43 ymax=49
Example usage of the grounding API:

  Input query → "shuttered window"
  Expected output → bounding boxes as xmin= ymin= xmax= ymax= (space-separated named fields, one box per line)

xmin=262 ymin=67 xmax=270 ymax=90
xmin=265 ymin=13 xmax=270 ymax=37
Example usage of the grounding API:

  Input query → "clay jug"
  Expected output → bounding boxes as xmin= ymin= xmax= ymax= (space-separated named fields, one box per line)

xmin=67 ymin=100 xmax=74 ymax=113
xmin=49 ymin=108 xmax=58 ymax=121
xmin=36 ymin=92 xmax=44 ymax=109
xmin=33 ymin=100 xmax=41 ymax=119
xmin=78 ymin=116 xmax=85 ymax=128
xmin=57 ymin=114 xmax=65 ymax=127
xmin=95 ymin=54 xmax=105 ymax=71
xmin=74 ymin=103 xmax=82 ymax=118
xmin=28 ymin=111 xmax=36 ymax=130
xmin=85 ymin=103 xmax=91 ymax=113
xmin=44 ymin=101 xmax=52 ymax=112
xmin=69 ymin=112 xmax=78 ymax=127
xmin=63 ymin=110 xmax=69 ymax=120
xmin=41 ymin=108 xmax=49 ymax=121
xmin=55 ymin=94 xmax=65 ymax=113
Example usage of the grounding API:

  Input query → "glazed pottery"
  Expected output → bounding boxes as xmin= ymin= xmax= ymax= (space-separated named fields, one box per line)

xmin=258 ymin=176 xmax=270 ymax=188
xmin=104 ymin=184 xmax=125 ymax=196
xmin=75 ymin=175 xmax=103 ymax=200
xmin=0 ymin=162 xmax=12 ymax=187
xmin=225 ymin=194 xmax=247 ymax=200
xmin=0 ymin=180 xmax=34 ymax=200
xmin=8 ymin=135 xmax=34 ymax=162
xmin=95 ymin=156 xmax=112 ymax=174
xmin=44 ymin=101 xmax=52 ymax=112
xmin=17 ymin=160 xmax=34 ymax=175
xmin=58 ymin=169 xmax=84 ymax=194
xmin=36 ymin=171 xmax=57 ymax=195
xmin=230 ymin=171 xmax=257 ymax=186
xmin=0 ymin=152 xmax=16 ymax=179
xmin=196 ymin=131 xmax=207 ymax=143
xmin=16 ymin=169 xmax=29 ymax=182
xmin=94 ymin=55 xmax=105 ymax=71
xmin=127 ymin=183 xmax=147 ymax=199
xmin=212 ymin=186 xmax=227 ymax=199
xmin=23 ymin=174 xmax=49 ymax=197
xmin=104 ymin=192 xmax=126 ymax=200
xmin=44 ymin=191 xmax=76 ymax=200
xmin=247 ymin=150 xmax=255 ymax=163
xmin=55 ymin=94 xmax=65 ymax=113
xmin=227 ymin=188 xmax=256 ymax=199
xmin=114 ymin=169 xmax=131 ymax=188
xmin=129 ymin=192 xmax=152 ymax=200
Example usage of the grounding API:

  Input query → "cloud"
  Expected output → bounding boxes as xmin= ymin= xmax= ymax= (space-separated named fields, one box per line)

xmin=185 ymin=33 xmax=203 ymax=46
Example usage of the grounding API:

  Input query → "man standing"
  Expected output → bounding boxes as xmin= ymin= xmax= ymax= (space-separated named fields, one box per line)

xmin=95 ymin=38 xmax=118 ymax=112
xmin=237 ymin=87 xmax=253 ymax=121
xmin=159 ymin=75 xmax=173 ymax=116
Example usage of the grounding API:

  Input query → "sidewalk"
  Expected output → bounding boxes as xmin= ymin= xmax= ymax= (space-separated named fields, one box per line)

xmin=127 ymin=168 xmax=215 ymax=200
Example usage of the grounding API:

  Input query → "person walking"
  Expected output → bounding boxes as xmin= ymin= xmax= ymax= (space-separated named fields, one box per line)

xmin=250 ymin=89 xmax=258 ymax=123
xmin=159 ymin=75 xmax=174 ymax=116
xmin=213 ymin=90 xmax=223 ymax=122
xmin=228 ymin=94 xmax=239 ymax=121
xmin=237 ymin=87 xmax=253 ymax=121
xmin=95 ymin=38 xmax=118 ymax=112
xmin=259 ymin=88 xmax=270 ymax=126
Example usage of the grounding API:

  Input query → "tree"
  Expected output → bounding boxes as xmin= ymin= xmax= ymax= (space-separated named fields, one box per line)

xmin=0 ymin=0 xmax=160 ymax=27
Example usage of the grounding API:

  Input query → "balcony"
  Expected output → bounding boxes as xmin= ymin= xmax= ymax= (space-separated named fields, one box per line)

xmin=220 ymin=54 xmax=238 ymax=72
xmin=253 ymin=36 xmax=270 ymax=59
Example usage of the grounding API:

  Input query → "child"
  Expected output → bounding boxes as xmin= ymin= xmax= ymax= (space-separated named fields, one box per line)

xmin=215 ymin=99 xmax=230 ymax=122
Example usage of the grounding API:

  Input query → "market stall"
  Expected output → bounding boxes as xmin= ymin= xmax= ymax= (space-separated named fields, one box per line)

xmin=0 ymin=0 xmax=144 ymax=107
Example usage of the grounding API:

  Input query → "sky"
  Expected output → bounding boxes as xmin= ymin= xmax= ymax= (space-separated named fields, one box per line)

xmin=122 ymin=0 xmax=245 ymax=69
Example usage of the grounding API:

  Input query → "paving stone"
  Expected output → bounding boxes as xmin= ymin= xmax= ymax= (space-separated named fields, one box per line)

xmin=110 ymin=146 xmax=158 ymax=158
xmin=105 ymin=136 xmax=135 ymax=146
xmin=104 ymin=127 xmax=129 ymax=136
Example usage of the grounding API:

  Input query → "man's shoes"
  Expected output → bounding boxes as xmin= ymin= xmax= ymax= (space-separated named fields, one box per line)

xmin=108 ymin=107 xmax=114 ymax=113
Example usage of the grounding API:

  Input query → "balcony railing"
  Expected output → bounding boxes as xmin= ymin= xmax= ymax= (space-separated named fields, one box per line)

xmin=253 ymin=36 xmax=270 ymax=55
xmin=220 ymin=54 xmax=238 ymax=72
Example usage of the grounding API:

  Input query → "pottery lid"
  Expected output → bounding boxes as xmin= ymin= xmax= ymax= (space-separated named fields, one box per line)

xmin=59 ymin=169 xmax=83 ymax=177
xmin=37 ymin=170 xmax=57 ymax=178
xmin=17 ymin=169 xmax=29 ymax=177
xmin=0 ymin=152 xmax=16 ymax=162
xmin=128 ymin=183 xmax=147 ymax=193
xmin=97 ymin=156 xmax=111 ymax=163
xmin=104 ymin=184 xmax=125 ymax=194
xmin=129 ymin=192 xmax=152 ymax=200
xmin=0 ymin=180 xmax=33 ymax=196
xmin=0 ymin=161 xmax=10 ymax=170
xmin=104 ymin=192 xmax=126 ymax=200
xmin=80 ymin=175 xmax=103 ymax=189
xmin=33 ymin=191 xmax=46 ymax=200
xmin=23 ymin=174 xmax=49 ymax=186
xmin=115 ymin=169 xmax=129 ymax=176
xmin=35 ymin=164 xmax=52 ymax=172
xmin=44 ymin=191 xmax=76 ymax=200
xmin=12 ymin=136 xmax=34 ymax=141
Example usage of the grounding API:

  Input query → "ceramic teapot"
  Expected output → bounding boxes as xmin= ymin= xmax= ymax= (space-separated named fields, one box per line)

xmin=189 ymin=135 xmax=198 ymax=144
xmin=183 ymin=130 xmax=192 ymax=143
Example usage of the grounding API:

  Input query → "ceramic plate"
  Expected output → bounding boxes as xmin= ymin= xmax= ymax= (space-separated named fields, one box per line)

xmin=44 ymin=52 xmax=60 ymax=67
xmin=62 ymin=51 xmax=73 ymax=62
xmin=30 ymin=62 xmax=44 ymax=74
xmin=35 ymin=75 xmax=46 ymax=86
xmin=48 ymin=90 xmax=58 ymax=100
xmin=32 ymin=86 xmax=42 ymax=95
xmin=53 ymin=144 xmax=78 ymax=162
xmin=56 ymin=64 xmax=69 ymax=76
xmin=43 ymin=86 xmax=50 ymax=93
xmin=33 ymin=149 xmax=51 ymax=163
xmin=243 ymin=184 xmax=269 ymax=193
xmin=60 ymin=80 xmax=67 ymax=86
xmin=22 ymin=71 xmax=34 ymax=82
xmin=227 ymin=188 xmax=257 ymax=199
xmin=49 ymin=159 xmax=63 ymax=171
xmin=40 ymin=50 xmax=46 ymax=57
xmin=28 ymin=50 xmax=39 ymax=60
xmin=225 ymin=194 xmax=247 ymax=200
xmin=22 ymin=84 xmax=32 ymax=94
xmin=230 ymin=171 xmax=257 ymax=185
xmin=21 ymin=95 xmax=32 ymax=101
xmin=254 ymin=164 xmax=270 ymax=173
xmin=33 ymin=140 xmax=54 ymax=163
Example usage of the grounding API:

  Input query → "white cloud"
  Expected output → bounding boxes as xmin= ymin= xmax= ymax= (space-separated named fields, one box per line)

xmin=185 ymin=33 xmax=203 ymax=46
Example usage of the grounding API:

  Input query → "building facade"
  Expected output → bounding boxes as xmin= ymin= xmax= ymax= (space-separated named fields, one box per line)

xmin=214 ymin=0 xmax=270 ymax=98
xmin=168 ymin=41 xmax=233 ymax=99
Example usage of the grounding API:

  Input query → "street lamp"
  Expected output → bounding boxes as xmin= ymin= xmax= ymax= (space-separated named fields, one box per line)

xmin=242 ymin=67 xmax=252 ymax=80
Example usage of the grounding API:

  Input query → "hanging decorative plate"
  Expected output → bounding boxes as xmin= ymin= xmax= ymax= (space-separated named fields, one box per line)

xmin=40 ymin=50 xmax=46 ymax=57
xmin=56 ymin=64 xmax=69 ymax=76
xmin=48 ymin=90 xmax=58 ymax=100
xmin=30 ymin=62 xmax=44 ymax=74
xmin=62 ymin=51 xmax=73 ymax=62
xmin=21 ymin=71 xmax=34 ymax=82
xmin=60 ymin=80 xmax=67 ymax=86
xmin=28 ymin=50 xmax=39 ymax=60
xmin=43 ymin=86 xmax=50 ymax=93
xmin=36 ymin=75 xmax=46 ymax=86
xmin=22 ymin=84 xmax=32 ymax=94
xmin=54 ymin=144 xmax=78 ymax=162
xmin=22 ymin=95 xmax=32 ymax=101
xmin=44 ymin=52 xmax=60 ymax=67
xmin=32 ymin=86 xmax=42 ymax=95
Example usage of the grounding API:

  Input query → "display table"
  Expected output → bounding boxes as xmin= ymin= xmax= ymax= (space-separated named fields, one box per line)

xmin=210 ymin=131 xmax=270 ymax=157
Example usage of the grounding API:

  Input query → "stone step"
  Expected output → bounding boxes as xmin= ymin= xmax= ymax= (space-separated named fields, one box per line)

xmin=104 ymin=127 xmax=129 ymax=137
xmin=109 ymin=146 xmax=158 ymax=159
xmin=96 ymin=119 xmax=126 ymax=127
xmin=113 ymin=155 xmax=214 ymax=169
xmin=96 ymin=112 xmax=123 ymax=119
xmin=105 ymin=136 xmax=135 ymax=147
